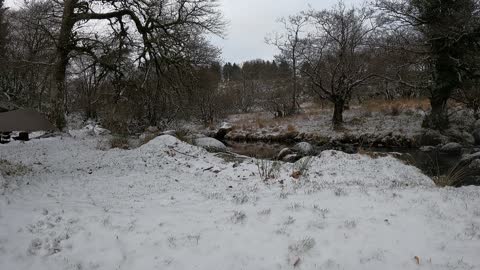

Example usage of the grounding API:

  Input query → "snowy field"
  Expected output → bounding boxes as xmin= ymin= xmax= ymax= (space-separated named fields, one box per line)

xmin=1 ymin=134 xmax=480 ymax=269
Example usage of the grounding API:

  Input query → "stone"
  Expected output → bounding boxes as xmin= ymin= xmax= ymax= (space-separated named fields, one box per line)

xmin=416 ymin=129 xmax=447 ymax=146
xmin=420 ymin=146 xmax=436 ymax=152
xmin=292 ymin=142 xmax=314 ymax=156
xmin=215 ymin=122 xmax=234 ymax=140
xmin=161 ymin=130 xmax=177 ymax=136
xmin=282 ymin=154 xmax=300 ymax=163
xmin=461 ymin=151 xmax=480 ymax=163
xmin=439 ymin=142 xmax=462 ymax=154
xmin=468 ymin=159 xmax=480 ymax=170
xmin=193 ymin=137 xmax=227 ymax=152
xmin=277 ymin=148 xmax=293 ymax=160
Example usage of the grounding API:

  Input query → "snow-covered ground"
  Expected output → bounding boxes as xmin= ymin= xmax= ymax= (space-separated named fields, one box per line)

xmin=1 ymin=134 xmax=480 ymax=269
xmin=224 ymin=104 xmax=426 ymax=142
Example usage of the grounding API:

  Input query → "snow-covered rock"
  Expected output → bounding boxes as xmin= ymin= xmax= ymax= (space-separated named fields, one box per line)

xmin=215 ymin=122 xmax=234 ymax=140
xmin=444 ymin=128 xmax=474 ymax=144
xmin=469 ymin=159 xmax=480 ymax=170
xmin=416 ymin=129 xmax=447 ymax=146
xmin=292 ymin=142 xmax=314 ymax=156
xmin=193 ymin=137 xmax=227 ymax=152
xmin=161 ymin=130 xmax=177 ymax=136
xmin=440 ymin=142 xmax=462 ymax=154
xmin=282 ymin=154 xmax=300 ymax=163
xmin=277 ymin=148 xmax=293 ymax=160
xmin=461 ymin=151 xmax=480 ymax=163
xmin=69 ymin=124 xmax=110 ymax=138
xmin=420 ymin=146 xmax=436 ymax=152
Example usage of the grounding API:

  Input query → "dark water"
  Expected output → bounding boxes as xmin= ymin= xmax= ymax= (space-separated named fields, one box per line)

xmin=226 ymin=141 xmax=467 ymax=177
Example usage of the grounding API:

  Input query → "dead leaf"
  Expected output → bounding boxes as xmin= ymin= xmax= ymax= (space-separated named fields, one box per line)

xmin=291 ymin=171 xmax=302 ymax=179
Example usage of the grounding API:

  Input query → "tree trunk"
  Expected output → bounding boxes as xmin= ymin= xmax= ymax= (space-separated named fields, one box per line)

xmin=422 ymin=49 xmax=460 ymax=130
xmin=332 ymin=98 xmax=345 ymax=128
xmin=423 ymin=95 xmax=450 ymax=130
xmin=51 ymin=0 xmax=76 ymax=130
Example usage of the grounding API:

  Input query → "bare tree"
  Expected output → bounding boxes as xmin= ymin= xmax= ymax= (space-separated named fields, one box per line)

xmin=266 ymin=14 xmax=308 ymax=115
xmin=302 ymin=2 xmax=379 ymax=127
xmin=45 ymin=0 xmax=225 ymax=129
xmin=0 ymin=1 xmax=56 ymax=110
xmin=376 ymin=0 xmax=480 ymax=130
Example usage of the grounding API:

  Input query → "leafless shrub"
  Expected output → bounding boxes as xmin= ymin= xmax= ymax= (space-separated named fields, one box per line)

xmin=334 ymin=188 xmax=348 ymax=196
xmin=109 ymin=136 xmax=130 ymax=150
xmin=231 ymin=211 xmax=247 ymax=224
xmin=288 ymin=237 xmax=316 ymax=255
xmin=256 ymin=159 xmax=281 ymax=181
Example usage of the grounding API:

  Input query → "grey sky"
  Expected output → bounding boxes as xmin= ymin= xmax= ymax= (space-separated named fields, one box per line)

xmin=4 ymin=0 xmax=359 ymax=64
xmin=211 ymin=0 xmax=359 ymax=63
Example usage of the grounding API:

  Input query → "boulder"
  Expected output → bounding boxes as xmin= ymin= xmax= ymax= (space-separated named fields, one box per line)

xmin=282 ymin=154 xmax=300 ymax=163
xmin=215 ymin=122 xmax=233 ymax=140
xmin=193 ymin=137 xmax=227 ymax=152
xmin=416 ymin=129 xmax=448 ymax=146
xmin=461 ymin=151 xmax=480 ymax=163
xmin=474 ymin=129 xmax=480 ymax=145
xmin=277 ymin=148 xmax=293 ymax=160
xmin=292 ymin=142 xmax=314 ymax=156
xmin=468 ymin=159 xmax=480 ymax=170
xmin=439 ymin=142 xmax=462 ymax=154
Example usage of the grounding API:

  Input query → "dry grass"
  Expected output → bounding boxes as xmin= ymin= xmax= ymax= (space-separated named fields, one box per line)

xmin=228 ymin=98 xmax=429 ymax=133
xmin=433 ymin=162 xmax=475 ymax=187
xmin=364 ymin=98 xmax=430 ymax=114
xmin=287 ymin=124 xmax=297 ymax=132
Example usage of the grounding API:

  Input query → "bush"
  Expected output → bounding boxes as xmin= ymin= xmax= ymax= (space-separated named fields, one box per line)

xmin=109 ymin=136 xmax=130 ymax=149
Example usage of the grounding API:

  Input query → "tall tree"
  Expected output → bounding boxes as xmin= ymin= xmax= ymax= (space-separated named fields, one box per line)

xmin=376 ymin=0 xmax=480 ymax=130
xmin=302 ymin=2 xmax=379 ymax=127
xmin=266 ymin=14 xmax=308 ymax=115
xmin=47 ymin=0 xmax=224 ymax=129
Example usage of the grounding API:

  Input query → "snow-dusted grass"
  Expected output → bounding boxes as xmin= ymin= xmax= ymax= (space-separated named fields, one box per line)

xmin=226 ymin=100 xmax=427 ymax=141
xmin=1 ymin=134 xmax=480 ymax=269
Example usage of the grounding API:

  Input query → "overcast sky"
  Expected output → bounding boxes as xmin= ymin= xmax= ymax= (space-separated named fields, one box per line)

xmin=4 ymin=0 xmax=359 ymax=64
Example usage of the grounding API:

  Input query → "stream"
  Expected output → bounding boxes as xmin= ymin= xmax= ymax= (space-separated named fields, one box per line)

xmin=226 ymin=140 xmax=473 ymax=178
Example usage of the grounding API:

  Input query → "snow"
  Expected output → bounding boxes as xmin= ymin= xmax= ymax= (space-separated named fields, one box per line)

xmin=1 ymin=134 xmax=480 ymax=269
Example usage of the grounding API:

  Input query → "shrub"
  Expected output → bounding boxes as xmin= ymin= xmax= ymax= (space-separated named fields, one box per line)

xmin=256 ymin=159 xmax=281 ymax=181
xmin=433 ymin=162 xmax=475 ymax=187
xmin=109 ymin=136 xmax=130 ymax=149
